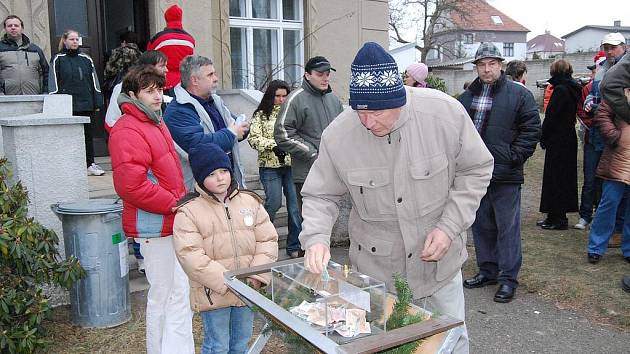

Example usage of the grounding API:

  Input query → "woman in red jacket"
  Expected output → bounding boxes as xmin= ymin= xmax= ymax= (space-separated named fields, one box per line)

xmin=108 ymin=65 xmax=193 ymax=354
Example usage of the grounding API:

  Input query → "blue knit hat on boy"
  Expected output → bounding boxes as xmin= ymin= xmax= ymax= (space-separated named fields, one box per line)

xmin=189 ymin=143 xmax=233 ymax=185
xmin=349 ymin=42 xmax=406 ymax=110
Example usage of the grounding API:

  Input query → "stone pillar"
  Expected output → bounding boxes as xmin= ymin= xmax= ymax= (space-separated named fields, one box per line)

xmin=0 ymin=95 xmax=89 ymax=258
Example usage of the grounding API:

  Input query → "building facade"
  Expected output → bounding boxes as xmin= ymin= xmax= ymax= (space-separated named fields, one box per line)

xmin=562 ymin=22 xmax=630 ymax=53
xmin=4 ymin=0 xmax=387 ymax=154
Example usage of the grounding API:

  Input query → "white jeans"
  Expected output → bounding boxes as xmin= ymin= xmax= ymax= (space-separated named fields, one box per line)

xmin=422 ymin=270 xmax=469 ymax=354
xmin=140 ymin=236 xmax=194 ymax=354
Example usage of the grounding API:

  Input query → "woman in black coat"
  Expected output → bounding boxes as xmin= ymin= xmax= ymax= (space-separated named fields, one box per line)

xmin=49 ymin=29 xmax=104 ymax=176
xmin=539 ymin=59 xmax=581 ymax=229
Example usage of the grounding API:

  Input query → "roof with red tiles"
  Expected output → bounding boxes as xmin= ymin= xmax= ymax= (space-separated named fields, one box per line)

xmin=527 ymin=32 xmax=565 ymax=53
xmin=449 ymin=0 xmax=529 ymax=33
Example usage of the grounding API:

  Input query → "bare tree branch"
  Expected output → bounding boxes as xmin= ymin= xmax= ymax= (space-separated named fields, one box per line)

xmin=389 ymin=0 xmax=470 ymax=62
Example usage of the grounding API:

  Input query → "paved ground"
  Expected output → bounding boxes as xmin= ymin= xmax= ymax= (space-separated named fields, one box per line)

xmin=327 ymin=247 xmax=629 ymax=354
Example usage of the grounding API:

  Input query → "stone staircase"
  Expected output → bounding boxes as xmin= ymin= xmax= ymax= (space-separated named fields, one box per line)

xmin=243 ymin=174 xmax=290 ymax=250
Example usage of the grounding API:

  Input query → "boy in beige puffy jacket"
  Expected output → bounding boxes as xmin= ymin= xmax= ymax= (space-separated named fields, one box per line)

xmin=172 ymin=142 xmax=278 ymax=354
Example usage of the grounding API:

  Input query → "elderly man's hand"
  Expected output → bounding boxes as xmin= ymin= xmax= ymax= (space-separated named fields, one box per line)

xmin=420 ymin=228 xmax=452 ymax=262
xmin=304 ymin=243 xmax=330 ymax=274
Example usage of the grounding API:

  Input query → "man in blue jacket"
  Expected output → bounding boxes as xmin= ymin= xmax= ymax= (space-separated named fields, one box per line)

xmin=164 ymin=55 xmax=249 ymax=190
xmin=458 ymin=43 xmax=541 ymax=303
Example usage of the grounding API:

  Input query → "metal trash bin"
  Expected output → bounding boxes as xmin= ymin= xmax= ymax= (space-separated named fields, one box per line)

xmin=51 ymin=199 xmax=131 ymax=328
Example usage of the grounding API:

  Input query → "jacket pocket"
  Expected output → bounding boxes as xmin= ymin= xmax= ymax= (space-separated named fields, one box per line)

xmin=351 ymin=236 xmax=394 ymax=283
xmin=347 ymin=168 xmax=396 ymax=221
xmin=409 ymin=154 xmax=449 ymax=215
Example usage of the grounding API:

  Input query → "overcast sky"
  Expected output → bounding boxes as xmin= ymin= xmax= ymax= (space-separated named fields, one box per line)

xmin=488 ymin=0 xmax=630 ymax=40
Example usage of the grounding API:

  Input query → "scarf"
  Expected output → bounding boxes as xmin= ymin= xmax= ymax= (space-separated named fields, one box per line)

xmin=117 ymin=93 xmax=162 ymax=124
xmin=470 ymin=83 xmax=494 ymax=133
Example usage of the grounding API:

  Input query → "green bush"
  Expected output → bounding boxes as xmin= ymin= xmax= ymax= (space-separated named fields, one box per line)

xmin=426 ymin=75 xmax=447 ymax=93
xmin=0 ymin=158 xmax=85 ymax=353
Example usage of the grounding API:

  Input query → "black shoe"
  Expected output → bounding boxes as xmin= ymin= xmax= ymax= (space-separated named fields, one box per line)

xmin=623 ymin=276 xmax=630 ymax=293
xmin=625 ymin=256 xmax=630 ymax=264
xmin=587 ymin=253 xmax=602 ymax=264
xmin=463 ymin=274 xmax=498 ymax=289
xmin=536 ymin=219 xmax=549 ymax=227
xmin=541 ymin=220 xmax=568 ymax=230
xmin=494 ymin=284 xmax=515 ymax=303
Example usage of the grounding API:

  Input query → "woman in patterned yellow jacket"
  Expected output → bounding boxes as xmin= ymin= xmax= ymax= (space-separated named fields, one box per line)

xmin=249 ymin=80 xmax=303 ymax=258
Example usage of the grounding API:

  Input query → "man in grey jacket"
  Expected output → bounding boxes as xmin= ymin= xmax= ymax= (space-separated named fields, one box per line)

xmin=0 ymin=15 xmax=48 ymax=94
xmin=301 ymin=42 xmax=494 ymax=354
xmin=274 ymin=56 xmax=344 ymax=211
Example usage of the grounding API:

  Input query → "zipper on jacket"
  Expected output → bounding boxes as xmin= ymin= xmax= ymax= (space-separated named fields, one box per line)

xmin=24 ymin=51 xmax=29 ymax=66
xmin=204 ymin=287 xmax=214 ymax=305
xmin=224 ymin=203 xmax=241 ymax=269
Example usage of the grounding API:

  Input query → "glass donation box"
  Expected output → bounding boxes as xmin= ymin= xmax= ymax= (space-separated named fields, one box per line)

xmin=224 ymin=258 xmax=464 ymax=354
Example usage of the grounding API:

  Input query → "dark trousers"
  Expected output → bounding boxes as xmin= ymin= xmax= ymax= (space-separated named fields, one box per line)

xmin=259 ymin=167 xmax=303 ymax=254
xmin=579 ymin=142 xmax=603 ymax=222
xmin=471 ymin=182 xmax=522 ymax=288
xmin=75 ymin=111 xmax=95 ymax=167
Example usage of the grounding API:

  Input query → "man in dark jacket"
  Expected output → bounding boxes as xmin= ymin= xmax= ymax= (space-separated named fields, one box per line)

xmin=273 ymin=56 xmax=344 ymax=215
xmin=0 ymin=15 xmax=48 ymax=94
xmin=458 ymin=42 xmax=541 ymax=303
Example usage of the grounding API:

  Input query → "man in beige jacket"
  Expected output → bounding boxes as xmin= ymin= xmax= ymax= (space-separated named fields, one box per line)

xmin=301 ymin=42 xmax=494 ymax=353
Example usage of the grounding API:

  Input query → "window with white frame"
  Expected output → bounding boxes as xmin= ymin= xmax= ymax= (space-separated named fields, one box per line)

xmin=229 ymin=0 xmax=304 ymax=90
xmin=503 ymin=42 xmax=514 ymax=57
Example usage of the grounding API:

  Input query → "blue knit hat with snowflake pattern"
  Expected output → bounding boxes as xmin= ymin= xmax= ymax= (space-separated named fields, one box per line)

xmin=349 ymin=42 xmax=406 ymax=110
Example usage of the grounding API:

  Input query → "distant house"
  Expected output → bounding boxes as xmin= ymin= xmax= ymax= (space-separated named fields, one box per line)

xmin=428 ymin=0 xmax=529 ymax=67
xmin=562 ymin=21 xmax=630 ymax=53
xmin=389 ymin=43 xmax=418 ymax=73
xmin=527 ymin=31 xmax=565 ymax=60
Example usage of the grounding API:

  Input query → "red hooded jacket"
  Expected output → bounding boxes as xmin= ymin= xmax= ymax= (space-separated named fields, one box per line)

xmin=109 ymin=102 xmax=186 ymax=238
xmin=147 ymin=4 xmax=195 ymax=89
